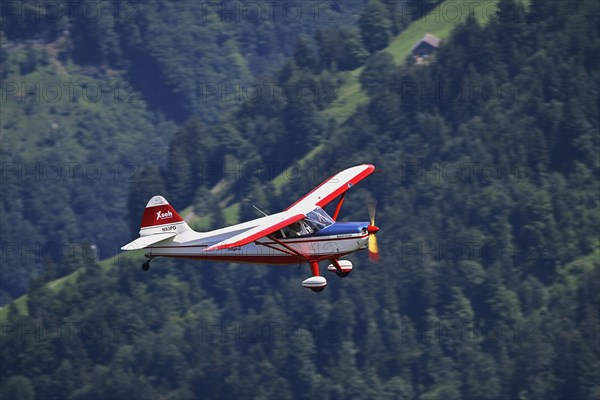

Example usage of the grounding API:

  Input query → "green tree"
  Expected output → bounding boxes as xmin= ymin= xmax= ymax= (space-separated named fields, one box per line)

xmin=293 ymin=36 xmax=318 ymax=72
xmin=315 ymin=28 xmax=343 ymax=71
xmin=360 ymin=52 xmax=396 ymax=96
xmin=359 ymin=0 xmax=393 ymax=53
xmin=0 ymin=375 xmax=35 ymax=400
xmin=340 ymin=29 xmax=370 ymax=70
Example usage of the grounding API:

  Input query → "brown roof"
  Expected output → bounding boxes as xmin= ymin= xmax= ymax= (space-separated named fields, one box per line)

xmin=411 ymin=33 xmax=441 ymax=53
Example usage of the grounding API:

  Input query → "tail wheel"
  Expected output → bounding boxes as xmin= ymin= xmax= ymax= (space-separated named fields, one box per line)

xmin=141 ymin=261 xmax=150 ymax=271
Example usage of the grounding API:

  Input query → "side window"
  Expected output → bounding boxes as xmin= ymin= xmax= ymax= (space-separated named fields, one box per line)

xmin=272 ymin=226 xmax=292 ymax=239
xmin=288 ymin=221 xmax=313 ymax=237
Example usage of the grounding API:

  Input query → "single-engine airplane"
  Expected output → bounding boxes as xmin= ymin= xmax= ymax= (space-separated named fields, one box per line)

xmin=121 ymin=164 xmax=380 ymax=292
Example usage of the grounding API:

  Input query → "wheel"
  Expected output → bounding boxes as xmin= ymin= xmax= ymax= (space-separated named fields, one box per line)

xmin=310 ymin=286 xmax=325 ymax=293
xmin=141 ymin=262 xmax=150 ymax=271
xmin=336 ymin=271 xmax=350 ymax=278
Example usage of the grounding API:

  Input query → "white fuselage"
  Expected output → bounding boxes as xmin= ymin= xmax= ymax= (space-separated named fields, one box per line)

xmin=145 ymin=217 xmax=370 ymax=264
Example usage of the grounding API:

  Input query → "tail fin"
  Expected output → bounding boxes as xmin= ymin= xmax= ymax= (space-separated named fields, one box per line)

xmin=139 ymin=195 xmax=190 ymax=237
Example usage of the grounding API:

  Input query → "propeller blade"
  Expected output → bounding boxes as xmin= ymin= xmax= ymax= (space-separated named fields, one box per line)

xmin=367 ymin=199 xmax=379 ymax=262
xmin=368 ymin=233 xmax=379 ymax=262
xmin=368 ymin=199 xmax=377 ymax=225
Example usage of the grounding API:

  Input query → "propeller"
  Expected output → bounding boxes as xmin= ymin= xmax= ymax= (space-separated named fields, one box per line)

xmin=367 ymin=200 xmax=380 ymax=262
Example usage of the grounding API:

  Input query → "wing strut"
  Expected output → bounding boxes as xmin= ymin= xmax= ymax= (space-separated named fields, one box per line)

xmin=257 ymin=236 xmax=311 ymax=262
xmin=332 ymin=193 xmax=346 ymax=221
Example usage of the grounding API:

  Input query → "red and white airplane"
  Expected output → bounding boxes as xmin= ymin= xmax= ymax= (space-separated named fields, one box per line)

xmin=121 ymin=164 xmax=380 ymax=292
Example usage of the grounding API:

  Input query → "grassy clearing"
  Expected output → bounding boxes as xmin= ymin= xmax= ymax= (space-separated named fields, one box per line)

xmin=386 ymin=0 xmax=503 ymax=63
xmin=322 ymin=70 xmax=366 ymax=124
xmin=0 ymin=250 xmax=146 ymax=322
xmin=323 ymin=0 xmax=504 ymax=124
xmin=223 ymin=203 xmax=240 ymax=225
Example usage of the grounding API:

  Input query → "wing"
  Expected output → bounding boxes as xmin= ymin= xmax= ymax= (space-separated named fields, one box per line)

xmin=205 ymin=211 xmax=305 ymax=251
xmin=285 ymin=164 xmax=375 ymax=212
xmin=205 ymin=164 xmax=375 ymax=252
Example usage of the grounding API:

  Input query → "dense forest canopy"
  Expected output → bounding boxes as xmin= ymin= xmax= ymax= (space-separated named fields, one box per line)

xmin=1 ymin=0 xmax=599 ymax=399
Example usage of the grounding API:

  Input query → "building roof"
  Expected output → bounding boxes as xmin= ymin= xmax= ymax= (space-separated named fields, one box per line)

xmin=411 ymin=34 xmax=441 ymax=53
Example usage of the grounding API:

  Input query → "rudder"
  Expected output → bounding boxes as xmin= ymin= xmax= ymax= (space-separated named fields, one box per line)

xmin=139 ymin=195 xmax=190 ymax=236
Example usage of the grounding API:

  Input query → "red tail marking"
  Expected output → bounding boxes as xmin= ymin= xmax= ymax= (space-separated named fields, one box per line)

xmin=141 ymin=204 xmax=183 ymax=228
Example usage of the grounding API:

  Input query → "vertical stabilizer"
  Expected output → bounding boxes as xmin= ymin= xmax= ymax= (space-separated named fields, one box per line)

xmin=139 ymin=195 xmax=190 ymax=237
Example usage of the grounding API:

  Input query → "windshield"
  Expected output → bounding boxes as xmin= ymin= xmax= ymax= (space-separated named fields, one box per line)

xmin=305 ymin=207 xmax=334 ymax=231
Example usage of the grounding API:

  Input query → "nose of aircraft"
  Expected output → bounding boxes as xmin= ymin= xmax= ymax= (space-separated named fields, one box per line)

xmin=367 ymin=225 xmax=379 ymax=234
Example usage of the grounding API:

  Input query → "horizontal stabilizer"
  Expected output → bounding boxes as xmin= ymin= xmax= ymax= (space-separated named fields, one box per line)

xmin=121 ymin=232 xmax=177 ymax=251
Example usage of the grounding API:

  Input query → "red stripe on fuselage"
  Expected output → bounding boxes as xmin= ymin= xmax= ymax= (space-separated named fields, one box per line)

xmin=149 ymin=233 xmax=369 ymax=249
xmin=147 ymin=252 xmax=355 ymax=265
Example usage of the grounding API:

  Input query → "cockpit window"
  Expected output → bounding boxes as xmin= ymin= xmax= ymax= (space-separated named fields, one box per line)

xmin=272 ymin=207 xmax=334 ymax=239
xmin=305 ymin=207 xmax=334 ymax=231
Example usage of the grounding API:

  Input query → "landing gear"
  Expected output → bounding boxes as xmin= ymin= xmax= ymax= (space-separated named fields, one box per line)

xmin=141 ymin=255 xmax=154 ymax=272
xmin=302 ymin=261 xmax=327 ymax=292
xmin=327 ymin=259 xmax=353 ymax=278
xmin=302 ymin=276 xmax=327 ymax=292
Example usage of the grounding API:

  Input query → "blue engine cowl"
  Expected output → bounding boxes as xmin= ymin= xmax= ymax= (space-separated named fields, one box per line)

xmin=314 ymin=222 xmax=370 ymax=237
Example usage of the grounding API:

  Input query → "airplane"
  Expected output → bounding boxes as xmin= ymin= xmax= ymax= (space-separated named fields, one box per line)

xmin=121 ymin=164 xmax=380 ymax=292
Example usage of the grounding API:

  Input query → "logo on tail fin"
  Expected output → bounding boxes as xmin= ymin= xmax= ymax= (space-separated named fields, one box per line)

xmin=156 ymin=210 xmax=173 ymax=220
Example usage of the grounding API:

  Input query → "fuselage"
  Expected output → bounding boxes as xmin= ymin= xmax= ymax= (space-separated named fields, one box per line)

xmin=146 ymin=220 xmax=371 ymax=265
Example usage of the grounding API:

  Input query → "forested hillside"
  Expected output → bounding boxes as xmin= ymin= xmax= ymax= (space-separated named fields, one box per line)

xmin=1 ymin=0 xmax=599 ymax=399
